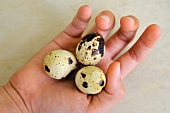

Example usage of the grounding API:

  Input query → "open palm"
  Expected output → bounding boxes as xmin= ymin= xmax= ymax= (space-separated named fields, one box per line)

xmin=8 ymin=6 xmax=160 ymax=113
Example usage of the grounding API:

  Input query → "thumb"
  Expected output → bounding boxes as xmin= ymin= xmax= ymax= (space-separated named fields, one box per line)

xmin=105 ymin=61 xmax=125 ymax=96
xmin=92 ymin=61 xmax=125 ymax=112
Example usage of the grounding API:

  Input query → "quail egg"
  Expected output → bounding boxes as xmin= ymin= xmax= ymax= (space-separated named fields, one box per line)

xmin=76 ymin=32 xmax=105 ymax=65
xmin=44 ymin=50 xmax=78 ymax=79
xmin=75 ymin=66 xmax=106 ymax=94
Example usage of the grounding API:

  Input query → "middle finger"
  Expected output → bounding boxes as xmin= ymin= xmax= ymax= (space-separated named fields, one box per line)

xmin=105 ymin=15 xmax=139 ymax=60
xmin=88 ymin=10 xmax=115 ymax=38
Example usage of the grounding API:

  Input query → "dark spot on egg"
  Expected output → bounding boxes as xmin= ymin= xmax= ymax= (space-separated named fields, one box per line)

xmin=76 ymin=63 xmax=78 ymax=67
xmin=45 ymin=65 xmax=50 ymax=73
xmin=78 ymin=40 xmax=85 ymax=51
xmin=93 ymin=57 xmax=97 ymax=60
xmin=81 ymin=73 xmax=86 ymax=78
xmin=88 ymin=46 xmax=91 ymax=50
xmin=68 ymin=57 xmax=73 ymax=64
xmin=97 ymin=37 xmax=105 ymax=57
xmin=82 ymin=81 xmax=88 ymax=88
xmin=92 ymin=49 xmax=98 ymax=56
xmin=78 ymin=32 xmax=101 ymax=51
xmin=99 ymin=80 xmax=104 ymax=86
xmin=82 ymin=32 xmax=98 ymax=42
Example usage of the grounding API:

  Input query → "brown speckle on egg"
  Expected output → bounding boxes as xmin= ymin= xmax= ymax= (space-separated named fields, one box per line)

xmin=88 ymin=46 xmax=91 ymax=50
xmin=76 ymin=63 xmax=78 ymax=66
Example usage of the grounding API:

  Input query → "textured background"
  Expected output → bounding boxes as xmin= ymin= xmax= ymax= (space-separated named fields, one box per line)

xmin=0 ymin=0 xmax=169 ymax=113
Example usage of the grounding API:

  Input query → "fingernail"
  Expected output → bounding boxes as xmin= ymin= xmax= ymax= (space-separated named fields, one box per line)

xmin=100 ymin=15 xmax=110 ymax=24
xmin=126 ymin=16 xmax=135 ymax=25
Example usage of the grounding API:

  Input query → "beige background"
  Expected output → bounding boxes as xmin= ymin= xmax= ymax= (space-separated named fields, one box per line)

xmin=0 ymin=0 xmax=169 ymax=113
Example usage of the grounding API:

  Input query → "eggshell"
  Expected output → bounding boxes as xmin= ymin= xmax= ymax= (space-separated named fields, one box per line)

xmin=76 ymin=32 xmax=105 ymax=65
xmin=44 ymin=50 xmax=78 ymax=79
xmin=75 ymin=66 xmax=106 ymax=94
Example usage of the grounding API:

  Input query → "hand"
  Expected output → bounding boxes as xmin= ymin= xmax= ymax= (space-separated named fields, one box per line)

xmin=2 ymin=5 xmax=161 ymax=113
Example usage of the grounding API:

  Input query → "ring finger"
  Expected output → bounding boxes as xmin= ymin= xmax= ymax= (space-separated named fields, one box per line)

xmin=97 ymin=16 xmax=139 ymax=73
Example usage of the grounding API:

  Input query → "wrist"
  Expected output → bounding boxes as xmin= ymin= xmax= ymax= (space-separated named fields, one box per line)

xmin=0 ymin=82 xmax=29 ymax=113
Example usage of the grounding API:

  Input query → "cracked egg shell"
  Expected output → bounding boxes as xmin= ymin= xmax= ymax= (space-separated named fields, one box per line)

xmin=44 ymin=50 xmax=78 ymax=79
xmin=76 ymin=32 xmax=105 ymax=65
xmin=75 ymin=66 xmax=106 ymax=94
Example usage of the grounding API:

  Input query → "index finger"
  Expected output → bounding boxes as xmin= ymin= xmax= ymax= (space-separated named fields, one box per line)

xmin=53 ymin=5 xmax=91 ymax=52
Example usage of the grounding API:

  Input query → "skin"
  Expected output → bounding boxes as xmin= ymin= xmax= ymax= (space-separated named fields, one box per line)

xmin=0 ymin=5 xmax=161 ymax=113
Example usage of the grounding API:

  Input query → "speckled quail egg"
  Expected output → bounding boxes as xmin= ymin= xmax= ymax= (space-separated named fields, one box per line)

xmin=44 ymin=50 xmax=78 ymax=79
xmin=76 ymin=32 xmax=105 ymax=65
xmin=75 ymin=66 xmax=106 ymax=94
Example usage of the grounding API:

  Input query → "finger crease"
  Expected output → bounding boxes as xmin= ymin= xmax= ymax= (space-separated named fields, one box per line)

xmin=9 ymin=81 xmax=32 ymax=112
xmin=140 ymin=38 xmax=151 ymax=49
xmin=129 ymin=48 xmax=140 ymax=63
xmin=104 ymin=89 xmax=114 ymax=96
xmin=77 ymin=14 xmax=90 ymax=22
xmin=52 ymin=39 xmax=65 ymax=50
xmin=72 ymin=20 xmax=86 ymax=31
xmin=63 ymin=27 xmax=82 ymax=38
xmin=117 ymin=30 xmax=133 ymax=43
xmin=96 ymin=95 xmax=103 ymax=105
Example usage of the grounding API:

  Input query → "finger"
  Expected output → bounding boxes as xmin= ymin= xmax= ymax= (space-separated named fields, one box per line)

xmin=53 ymin=5 xmax=92 ymax=51
xmin=63 ymin=5 xmax=91 ymax=37
xmin=116 ymin=24 xmax=161 ymax=79
xmin=105 ymin=15 xmax=139 ymax=59
xmin=29 ymin=6 xmax=92 ymax=68
xmin=88 ymin=10 xmax=115 ymax=38
xmin=89 ymin=62 xmax=125 ymax=112
xmin=87 ymin=11 xmax=114 ymax=73
xmin=97 ymin=16 xmax=139 ymax=73
xmin=104 ymin=62 xmax=125 ymax=96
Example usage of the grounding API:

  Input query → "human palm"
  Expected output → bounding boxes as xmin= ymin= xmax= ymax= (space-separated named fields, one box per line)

xmin=8 ymin=6 xmax=160 ymax=113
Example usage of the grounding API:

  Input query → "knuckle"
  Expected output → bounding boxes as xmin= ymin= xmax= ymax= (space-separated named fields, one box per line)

xmin=72 ymin=17 xmax=86 ymax=31
xmin=117 ymin=30 xmax=134 ymax=43
xmin=129 ymin=48 xmax=141 ymax=63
